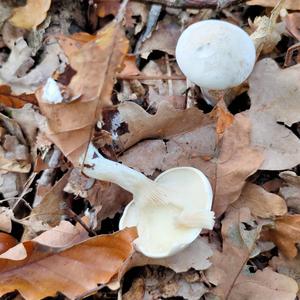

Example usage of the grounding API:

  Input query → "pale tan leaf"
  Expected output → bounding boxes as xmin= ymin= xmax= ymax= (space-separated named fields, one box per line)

xmin=233 ymin=183 xmax=287 ymax=218
xmin=270 ymin=254 xmax=300 ymax=297
xmin=247 ymin=59 xmax=300 ymax=170
xmin=247 ymin=0 xmax=300 ymax=10
xmin=228 ymin=267 xmax=298 ymax=300
xmin=206 ymin=208 xmax=262 ymax=298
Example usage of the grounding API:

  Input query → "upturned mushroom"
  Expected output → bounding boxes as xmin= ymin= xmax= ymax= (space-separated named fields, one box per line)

xmin=82 ymin=143 xmax=214 ymax=258
xmin=176 ymin=20 xmax=256 ymax=102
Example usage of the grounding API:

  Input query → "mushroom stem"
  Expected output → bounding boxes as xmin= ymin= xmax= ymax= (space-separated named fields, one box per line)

xmin=82 ymin=143 xmax=170 ymax=206
xmin=82 ymin=144 xmax=215 ymax=230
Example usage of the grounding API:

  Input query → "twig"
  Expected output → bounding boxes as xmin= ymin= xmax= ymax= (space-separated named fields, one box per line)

xmin=117 ymin=74 xmax=186 ymax=80
xmin=133 ymin=0 xmax=246 ymax=9
xmin=65 ymin=207 xmax=97 ymax=236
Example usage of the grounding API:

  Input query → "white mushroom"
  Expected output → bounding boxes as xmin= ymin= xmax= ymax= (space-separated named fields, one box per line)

xmin=176 ymin=20 xmax=256 ymax=101
xmin=81 ymin=143 xmax=214 ymax=258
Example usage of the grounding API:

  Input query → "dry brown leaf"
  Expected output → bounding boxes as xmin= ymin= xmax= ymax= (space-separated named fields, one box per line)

xmin=139 ymin=16 xmax=181 ymax=59
xmin=9 ymin=104 xmax=46 ymax=148
xmin=0 ymin=37 xmax=65 ymax=95
xmin=279 ymin=171 xmax=300 ymax=213
xmin=0 ymin=207 xmax=13 ymax=233
xmin=270 ymin=253 xmax=300 ymax=297
xmin=247 ymin=58 xmax=300 ymax=170
xmin=9 ymin=0 xmax=51 ymax=30
xmin=232 ymin=183 xmax=287 ymax=218
xmin=36 ymin=21 xmax=129 ymax=164
xmin=285 ymin=13 xmax=300 ymax=41
xmin=24 ymin=172 xmax=70 ymax=239
xmin=114 ymin=101 xmax=210 ymax=151
xmin=0 ymin=227 xmax=137 ymax=300
xmin=117 ymin=55 xmax=141 ymax=76
xmin=227 ymin=267 xmax=298 ymax=300
xmin=247 ymin=0 xmax=300 ymax=10
xmin=206 ymin=208 xmax=261 ymax=298
xmin=261 ymin=215 xmax=300 ymax=258
xmin=206 ymin=209 xmax=297 ymax=299
xmin=31 ymin=220 xmax=89 ymax=247
xmin=64 ymin=168 xmax=131 ymax=230
xmin=0 ymin=171 xmax=25 ymax=199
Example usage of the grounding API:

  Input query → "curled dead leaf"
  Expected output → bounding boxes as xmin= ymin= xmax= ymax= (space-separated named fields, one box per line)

xmin=0 ymin=226 xmax=137 ymax=300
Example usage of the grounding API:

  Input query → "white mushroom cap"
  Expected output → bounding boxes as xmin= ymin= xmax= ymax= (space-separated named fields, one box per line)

xmin=119 ymin=167 xmax=214 ymax=258
xmin=176 ymin=20 xmax=256 ymax=90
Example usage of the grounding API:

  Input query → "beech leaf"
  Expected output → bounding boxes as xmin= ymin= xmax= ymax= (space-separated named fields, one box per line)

xmin=0 ymin=226 xmax=137 ymax=300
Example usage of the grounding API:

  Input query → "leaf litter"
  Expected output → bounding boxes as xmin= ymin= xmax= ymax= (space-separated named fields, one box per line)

xmin=0 ymin=0 xmax=299 ymax=299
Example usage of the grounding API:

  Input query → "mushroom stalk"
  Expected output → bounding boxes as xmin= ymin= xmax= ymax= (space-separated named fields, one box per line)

xmin=82 ymin=143 xmax=171 ymax=207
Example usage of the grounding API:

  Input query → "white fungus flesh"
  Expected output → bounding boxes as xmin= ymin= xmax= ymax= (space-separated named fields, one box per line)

xmin=176 ymin=20 xmax=256 ymax=90
xmin=119 ymin=167 xmax=213 ymax=258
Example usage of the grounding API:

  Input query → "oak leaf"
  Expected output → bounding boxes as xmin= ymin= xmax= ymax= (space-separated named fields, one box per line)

xmin=247 ymin=59 xmax=300 ymax=170
xmin=0 ymin=226 xmax=137 ymax=300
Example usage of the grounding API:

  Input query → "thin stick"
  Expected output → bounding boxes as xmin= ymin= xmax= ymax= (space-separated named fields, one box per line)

xmin=117 ymin=74 xmax=186 ymax=80
xmin=133 ymin=0 xmax=246 ymax=9
xmin=65 ymin=207 xmax=97 ymax=236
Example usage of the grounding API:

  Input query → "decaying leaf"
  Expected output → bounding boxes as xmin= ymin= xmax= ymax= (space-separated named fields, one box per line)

xmin=262 ymin=215 xmax=300 ymax=258
xmin=123 ymin=268 xmax=208 ymax=300
xmin=233 ymin=183 xmax=287 ymax=218
xmin=207 ymin=208 xmax=297 ymax=299
xmin=0 ymin=226 xmax=137 ymax=300
xmin=247 ymin=59 xmax=300 ymax=170
xmin=139 ymin=16 xmax=181 ymax=59
xmin=9 ymin=0 xmax=51 ymax=30
xmin=247 ymin=0 xmax=300 ymax=10
xmin=36 ymin=21 xmax=129 ymax=164
xmin=206 ymin=208 xmax=262 ymax=298
xmin=0 ymin=37 xmax=65 ymax=95
xmin=270 ymin=253 xmax=300 ymax=297
xmin=24 ymin=172 xmax=70 ymax=239
xmin=279 ymin=171 xmax=300 ymax=213
xmin=227 ymin=267 xmax=298 ymax=300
